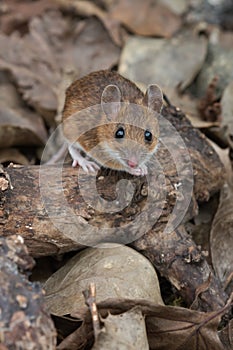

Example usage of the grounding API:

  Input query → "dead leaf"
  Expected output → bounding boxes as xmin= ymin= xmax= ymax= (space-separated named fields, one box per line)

xmin=157 ymin=0 xmax=189 ymax=15
xmin=218 ymin=319 xmax=233 ymax=350
xmin=210 ymin=183 xmax=233 ymax=285
xmin=70 ymin=297 xmax=232 ymax=350
xmin=119 ymin=30 xmax=207 ymax=92
xmin=44 ymin=243 xmax=164 ymax=316
xmin=0 ymin=82 xmax=47 ymax=147
xmin=0 ymin=11 xmax=120 ymax=121
xmin=221 ymin=81 xmax=233 ymax=148
xmin=164 ymin=87 xmax=220 ymax=128
xmin=56 ymin=318 xmax=92 ymax=350
xmin=108 ymin=0 xmax=181 ymax=37
xmin=92 ymin=308 xmax=149 ymax=350
xmin=198 ymin=76 xmax=221 ymax=122
xmin=194 ymin=43 xmax=233 ymax=98
xmin=0 ymin=14 xmax=62 ymax=117
xmin=0 ymin=148 xmax=29 ymax=165
xmin=56 ymin=0 xmax=124 ymax=46
xmin=146 ymin=303 xmax=227 ymax=350
xmin=0 ymin=0 xmax=56 ymax=34
xmin=67 ymin=18 xmax=120 ymax=77
xmin=207 ymin=140 xmax=232 ymax=183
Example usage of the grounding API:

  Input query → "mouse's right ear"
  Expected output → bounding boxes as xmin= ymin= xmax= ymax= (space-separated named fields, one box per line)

xmin=144 ymin=84 xmax=163 ymax=113
xmin=101 ymin=84 xmax=121 ymax=120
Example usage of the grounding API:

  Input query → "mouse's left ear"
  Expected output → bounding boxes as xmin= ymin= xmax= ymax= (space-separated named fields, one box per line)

xmin=144 ymin=84 xmax=163 ymax=113
xmin=101 ymin=84 xmax=121 ymax=120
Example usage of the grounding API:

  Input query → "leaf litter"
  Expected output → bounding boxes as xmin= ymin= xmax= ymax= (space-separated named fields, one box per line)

xmin=0 ymin=0 xmax=232 ymax=348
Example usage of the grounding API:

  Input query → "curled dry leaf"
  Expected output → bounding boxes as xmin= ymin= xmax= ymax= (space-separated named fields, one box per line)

xmin=44 ymin=243 xmax=164 ymax=316
xmin=0 ymin=82 xmax=47 ymax=147
xmin=119 ymin=30 xmax=207 ymax=93
xmin=107 ymin=0 xmax=181 ymax=37
xmin=210 ymin=183 xmax=233 ymax=285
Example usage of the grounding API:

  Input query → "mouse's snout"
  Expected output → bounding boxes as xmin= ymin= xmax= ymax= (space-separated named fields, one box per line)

xmin=127 ymin=158 xmax=138 ymax=168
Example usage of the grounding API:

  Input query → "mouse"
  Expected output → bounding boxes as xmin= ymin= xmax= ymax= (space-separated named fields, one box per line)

xmin=62 ymin=70 xmax=163 ymax=176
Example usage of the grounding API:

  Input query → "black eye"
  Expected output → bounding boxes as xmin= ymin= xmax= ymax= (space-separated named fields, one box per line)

xmin=115 ymin=127 xmax=125 ymax=139
xmin=145 ymin=130 xmax=152 ymax=142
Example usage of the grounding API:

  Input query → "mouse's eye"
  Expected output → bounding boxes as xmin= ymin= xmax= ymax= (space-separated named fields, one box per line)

xmin=115 ymin=127 xmax=125 ymax=139
xmin=144 ymin=130 xmax=152 ymax=142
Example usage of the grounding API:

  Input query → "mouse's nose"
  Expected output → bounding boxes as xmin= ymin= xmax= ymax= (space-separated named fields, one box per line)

xmin=128 ymin=159 xmax=138 ymax=168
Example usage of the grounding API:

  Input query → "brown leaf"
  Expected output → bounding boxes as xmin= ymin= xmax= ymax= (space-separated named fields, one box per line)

xmin=218 ymin=319 xmax=233 ymax=350
xmin=44 ymin=244 xmax=163 ymax=316
xmin=56 ymin=320 xmax=92 ymax=350
xmin=207 ymin=140 xmax=232 ymax=183
xmin=70 ymin=297 xmax=232 ymax=350
xmin=0 ymin=11 xmax=120 ymax=119
xmin=210 ymin=183 xmax=233 ymax=285
xmin=0 ymin=16 xmax=62 ymax=116
xmin=92 ymin=308 xmax=149 ymax=350
xmin=119 ymin=298 xmax=231 ymax=350
xmin=198 ymin=77 xmax=221 ymax=122
xmin=108 ymin=0 xmax=181 ymax=37
xmin=221 ymin=81 xmax=233 ymax=148
xmin=146 ymin=305 xmax=226 ymax=350
xmin=0 ymin=82 xmax=47 ymax=147
xmin=66 ymin=18 xmax=120 ymax=77
xmin=0 ymin=0 xmax=56 ymax=34
xmin=157 ymin=0 xmax=189 ymax=15
xmin=161 ymin=87 xmax=219 ymax=129
xmin=119 ymin=30 xmax=207 ymax=92
xmin=0 ymin=148 xmax=30 ymax=165
xmin=56 ymin=0 xmax=124 ymax=46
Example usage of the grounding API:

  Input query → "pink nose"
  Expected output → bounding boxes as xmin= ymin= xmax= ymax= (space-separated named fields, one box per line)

xmin=128 ymin=159 xmax=138 ymax=168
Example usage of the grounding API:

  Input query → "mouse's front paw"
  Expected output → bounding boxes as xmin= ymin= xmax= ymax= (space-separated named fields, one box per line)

xmin=73 ymin=158 xmax=100 ymax=173
xmin=129 ymin=165 xmax=148 ymax=176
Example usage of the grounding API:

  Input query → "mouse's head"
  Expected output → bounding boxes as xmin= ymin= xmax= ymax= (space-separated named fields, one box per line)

xmin=93 ymin=84 xmax=163 ymax=172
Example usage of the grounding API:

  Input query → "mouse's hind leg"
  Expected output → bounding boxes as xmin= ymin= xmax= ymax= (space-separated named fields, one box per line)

xmin=68 ymin=145 xmax=100 ymax=173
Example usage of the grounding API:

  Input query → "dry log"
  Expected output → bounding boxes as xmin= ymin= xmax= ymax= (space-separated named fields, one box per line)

xmin=0 ymin=105 xmax=227 ymax=311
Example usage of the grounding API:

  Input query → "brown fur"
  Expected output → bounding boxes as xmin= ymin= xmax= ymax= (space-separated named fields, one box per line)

xmin=62 ymin=70 xmax=162 ymax=171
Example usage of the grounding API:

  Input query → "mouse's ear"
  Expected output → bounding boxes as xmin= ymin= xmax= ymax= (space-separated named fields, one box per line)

xmin=144 ymin=84 xmax=163 ymax=113
xmin=101 ymin=84 xmax=121 ymax=120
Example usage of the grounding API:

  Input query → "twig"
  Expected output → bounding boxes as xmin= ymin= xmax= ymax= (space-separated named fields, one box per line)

xmin=83 ymin=283 xmax=101 ymax=340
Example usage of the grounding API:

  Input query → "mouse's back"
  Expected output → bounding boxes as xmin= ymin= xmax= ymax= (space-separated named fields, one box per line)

xmin=62 ymin=70 xmax=144 ymax=121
